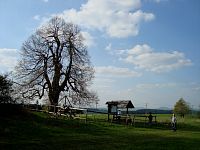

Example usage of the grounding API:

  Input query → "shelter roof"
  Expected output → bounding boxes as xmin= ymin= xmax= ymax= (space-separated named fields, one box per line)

xmin=106 ymin=100 xmax=134 ymax=108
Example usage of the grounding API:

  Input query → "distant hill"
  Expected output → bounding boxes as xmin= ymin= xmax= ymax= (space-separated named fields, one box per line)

xmin=158 ymin=107 xmax=172 ymax=110
xmin=87 ymin=108 xmax=107 ymax=114
xmin=133 ymin=109 xmax=172 ymax=114
xmin=87 ymin=108 xmax=173 ymax=114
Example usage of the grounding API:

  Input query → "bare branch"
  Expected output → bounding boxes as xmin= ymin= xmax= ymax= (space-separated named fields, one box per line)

xmin=15 ymin=16 xmax=97 ymax=106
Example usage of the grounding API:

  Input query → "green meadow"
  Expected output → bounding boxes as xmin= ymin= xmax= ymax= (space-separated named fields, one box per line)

xmin=0 ymin=108 xmax=200 ymax=150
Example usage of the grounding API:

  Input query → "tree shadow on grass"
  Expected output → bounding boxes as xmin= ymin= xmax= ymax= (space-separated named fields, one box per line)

xmin=0 ymin=105 xmax=200 ymax=150
xmin=132 ymin=121 xmax=200 ymax=132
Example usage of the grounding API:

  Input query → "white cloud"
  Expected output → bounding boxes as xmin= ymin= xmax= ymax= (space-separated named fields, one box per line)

xmin=136 ymin=83 xmax=176 ymax=89
xmin=58 ymin=0 xmax=155 ymax=38
xmin=105 ymin=43 xmax=116 ymax=55
xmin=105 ymin=43 xmax=112 ymax=51
xmin=0 ymin=48 xmax=19 ymax=73
xmin=127 ymin=44 xmax=152 ymax=55
xmin=123 ymin=44 xmax=192 ymax=73
xmin=95 ymin=66 xmax=142 ymax=77
xmin=145 ymin=0 xmax=167 ymax=3
xmin=33 ymin=15 xmax=40 ymax=21
xmin=42 ymin=0 xmax=49 ymax=2
xmin=149 ymin=0 xmax=161 ymax=3
xmin=81 ymin=31 xmax=94 ymax=47
xmin=91 ymin=78 xmax=115 ymax=89
xmin=150 ymin=0 xmax=168 ymax=3
xmin=94 ymin=78 xmax=115 ymax=83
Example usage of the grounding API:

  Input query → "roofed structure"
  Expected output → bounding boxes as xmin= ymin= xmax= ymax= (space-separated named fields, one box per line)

xmin=106 ymin=100 xmax=135 ymax=121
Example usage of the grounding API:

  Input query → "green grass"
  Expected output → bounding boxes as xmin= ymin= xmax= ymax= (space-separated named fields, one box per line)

xmin=0 ymin=108 xmax=200 ymax=150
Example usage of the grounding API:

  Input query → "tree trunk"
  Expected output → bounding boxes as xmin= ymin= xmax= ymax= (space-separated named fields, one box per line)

xmin=48 ymin=90 xmax=60 ymax=113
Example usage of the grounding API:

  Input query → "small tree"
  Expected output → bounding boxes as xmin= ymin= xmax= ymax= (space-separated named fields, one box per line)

xmin=0 ymin=74 xmax=13 ymax=104
xmin=173 ymin=98 xmax=190 ymax=118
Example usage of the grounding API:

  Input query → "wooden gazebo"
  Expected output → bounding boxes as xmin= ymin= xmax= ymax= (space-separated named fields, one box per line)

xmin=106 ymin=100 xmax=134 ymax=121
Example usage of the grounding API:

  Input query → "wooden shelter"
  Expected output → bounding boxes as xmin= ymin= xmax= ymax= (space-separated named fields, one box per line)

xmin=106 ymin=100 xmax=134 ymax=121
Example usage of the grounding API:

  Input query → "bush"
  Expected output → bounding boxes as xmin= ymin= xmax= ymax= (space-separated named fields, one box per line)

xmin=0 ymin=103 xmax=25 ymax=116
xmin=0 ymin=74 xmax=13 ymax=104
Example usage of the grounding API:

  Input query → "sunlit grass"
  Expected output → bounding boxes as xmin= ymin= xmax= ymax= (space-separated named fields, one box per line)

xmin=0 ymin=108 xmax=200 ymax=150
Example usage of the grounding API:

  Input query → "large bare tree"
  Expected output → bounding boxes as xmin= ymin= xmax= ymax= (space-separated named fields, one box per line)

xmin=15 ymin=17 xmax=97 ymax=106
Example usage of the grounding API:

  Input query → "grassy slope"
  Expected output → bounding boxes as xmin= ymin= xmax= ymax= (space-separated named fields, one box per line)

xmin=0 ymin=108 xmax=200 ymax=150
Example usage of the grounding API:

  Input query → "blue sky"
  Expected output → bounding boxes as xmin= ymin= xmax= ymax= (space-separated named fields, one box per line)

xmin=0 ymin=0 xmax=200 ymax=109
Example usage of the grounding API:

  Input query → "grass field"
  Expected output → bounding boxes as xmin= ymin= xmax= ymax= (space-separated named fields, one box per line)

xmin=0 ymin=106 xmax=200 ymax=150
